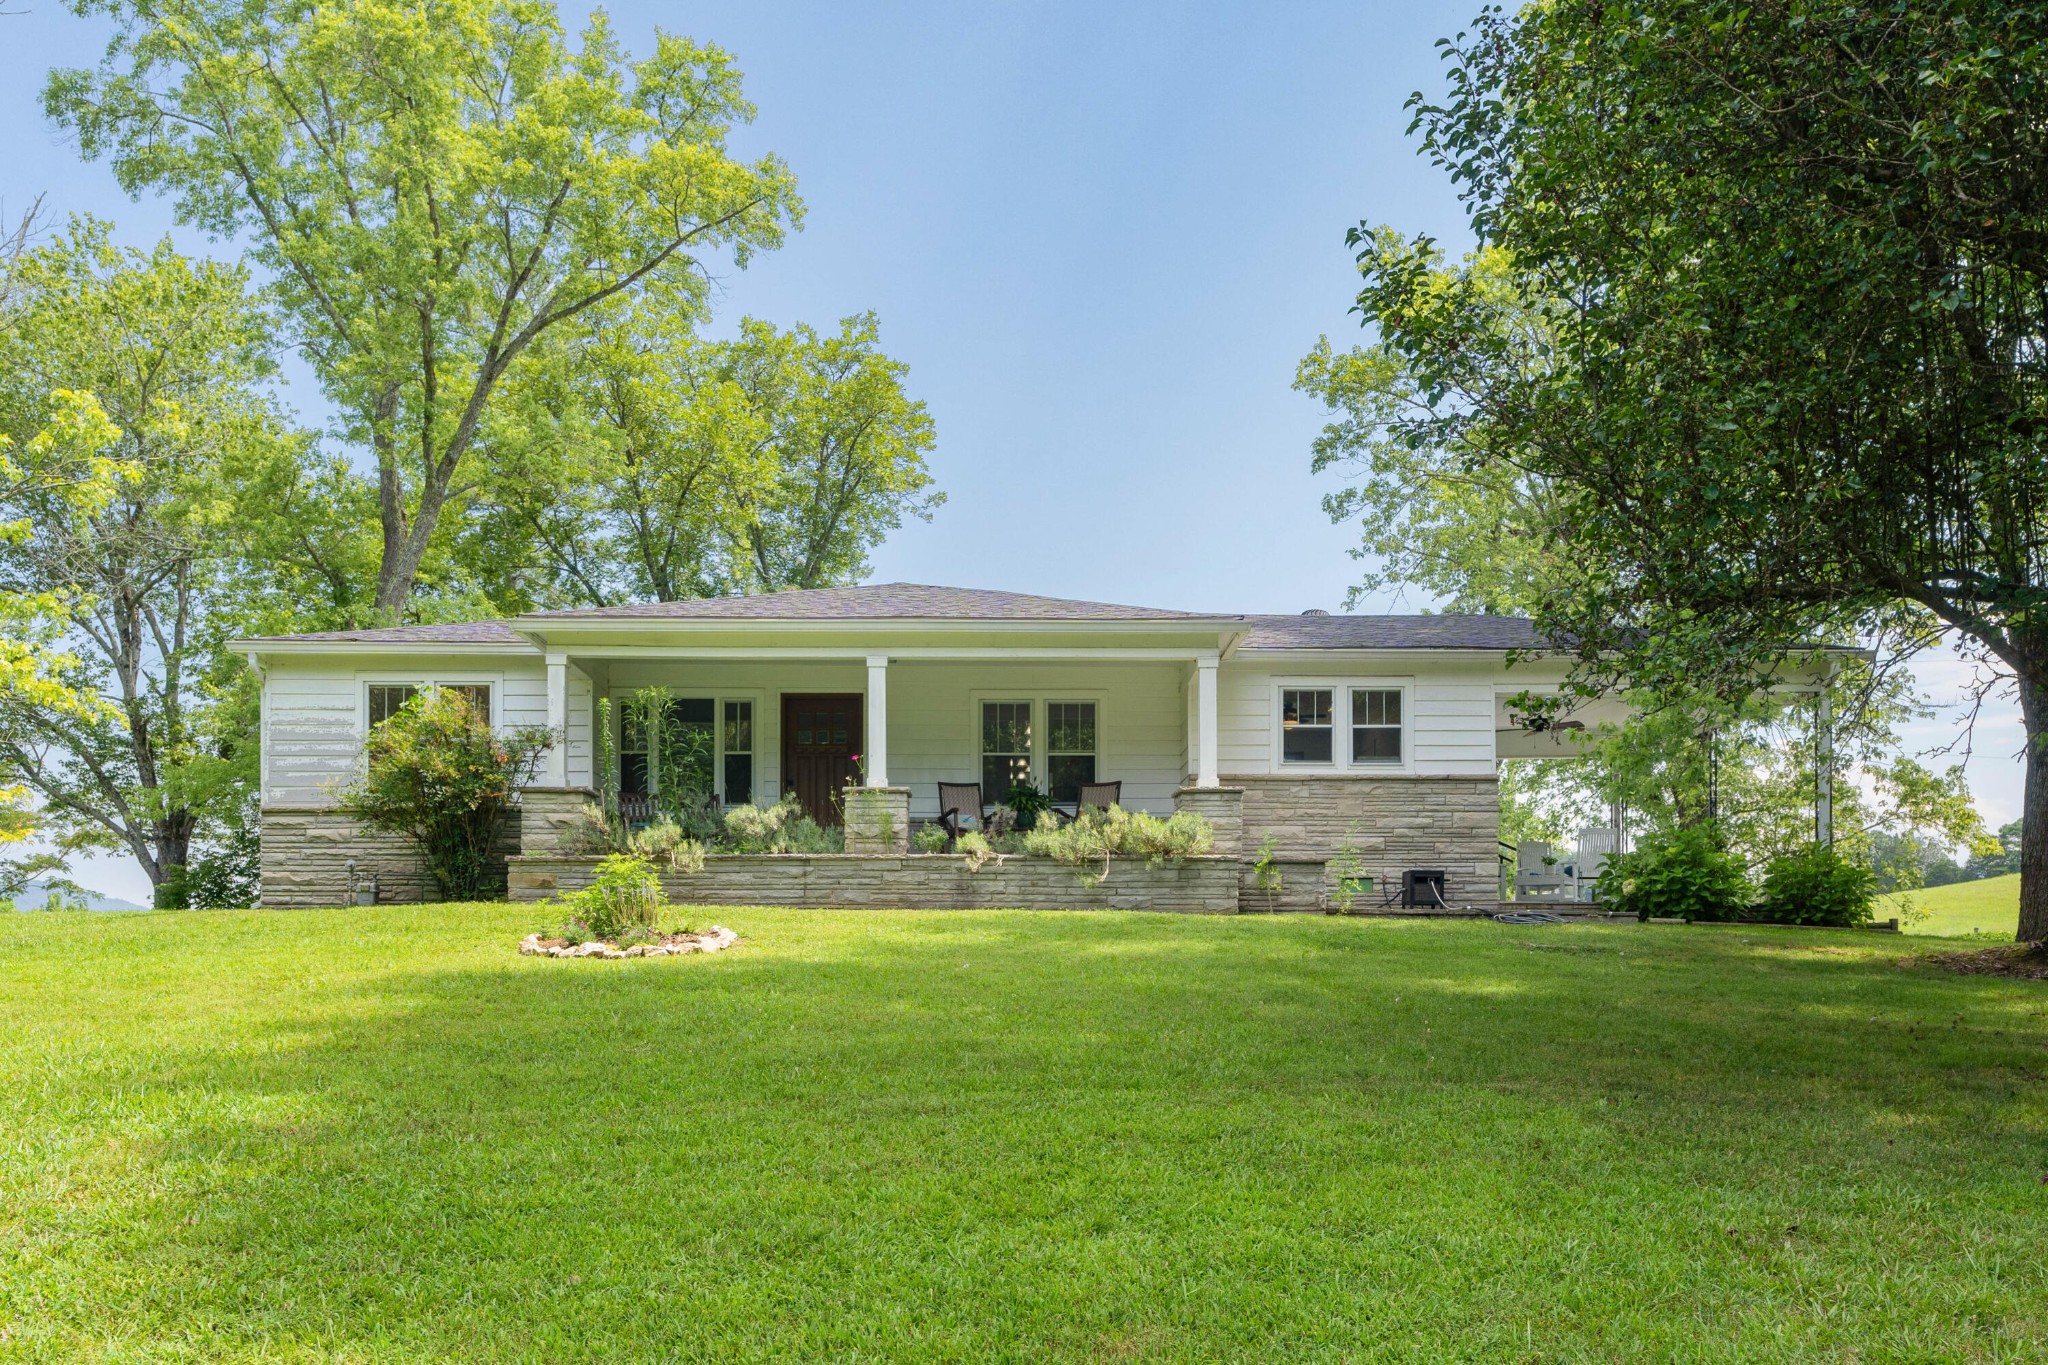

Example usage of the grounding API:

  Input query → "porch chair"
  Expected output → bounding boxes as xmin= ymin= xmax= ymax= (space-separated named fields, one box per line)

xmin=936 ymin=782 xmax=988 ymax=841
xmin=1050 ymin=780 xmax=1122 ymax=825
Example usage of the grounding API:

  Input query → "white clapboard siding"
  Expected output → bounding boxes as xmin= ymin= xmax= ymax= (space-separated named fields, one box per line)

xmin=260 ymin=654 xmax=550 ymax=807
xmin=1214 ymin=657 xmax=1501 ymax=777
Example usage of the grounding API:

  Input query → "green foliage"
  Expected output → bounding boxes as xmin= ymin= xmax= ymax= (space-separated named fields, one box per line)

xmin=1001 ymin=779 xmax=1055 ymax=832
xmin=912 ymin=823 xmax=951 ymax=855
xmin=1757 ymin=846 xmax=1875 ymax=929
xmin=475 ymin=309 xmax=941 ymax=607
xmin=1599 ymin=827 xmax=1751 ymax=925
xmin=1250 ymin=835 xmax=1284 ymax=912
xmin=0 ymin=216 xmax=300 ymax=901
xmin=721 ymin=793 xmax=842 ymax=854
xmin=625 ymin=819 xmax=707 ymax=874
xmin=50 ymin=0 xmax=804 ymax=615
xmin=1022 ymin=806 xmax=1214 ymax=886
xmin=184 ymin=822 xmax=260 ymax=910
xmin=558 ymin=854 xmax=663 ymax=942
xmin=1365 ymin=0 xmax=2048 ymax=938
xmin=338 ymin=689 xmax=552 ymax=901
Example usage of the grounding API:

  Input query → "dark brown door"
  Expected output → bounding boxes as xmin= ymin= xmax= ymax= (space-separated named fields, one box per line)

xmin=781 ymin=693 xmax=863 ymax=826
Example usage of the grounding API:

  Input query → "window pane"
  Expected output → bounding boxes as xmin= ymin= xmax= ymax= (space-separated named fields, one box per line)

xmin=723 ymin=700 xmax=752 ymax=754
xmin=1048 ymin=753 xmax=1096 ymax=804
xmin=448 ymin=683 xmax=491 ymax=722
xmin=622 ymin=753 xmax=652 ymax=795
xmin=982 ymin=701 xmax=1030 ymax=755
xmin=368 ymin=684 xmax=419 ymax=727
xmin=723 ymin=752 xmax=752 ymax=806
xmin=1047 ymin=702 xmax=1096 ymax=754
xmin=983 ymin=754 xmax=1032 ymax=796
xmin=1353 ymin=727 xmax=1401 ymax=761
xmin=1282 ymin=689 xmax=1331 ymax=727
xmin=1283 ymin=726 xmax=1333 ymax=763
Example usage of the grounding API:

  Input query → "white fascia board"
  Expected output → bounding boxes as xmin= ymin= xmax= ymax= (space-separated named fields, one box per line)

xmin=231 ymin=639 xmax=540 ymax=658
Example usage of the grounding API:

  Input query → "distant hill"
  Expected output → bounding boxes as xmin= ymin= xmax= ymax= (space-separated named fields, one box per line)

xmin=8 ymin=878 xmax=146 ymax=912
xmin=1888 ymin=874 xmax=2018 ymax=939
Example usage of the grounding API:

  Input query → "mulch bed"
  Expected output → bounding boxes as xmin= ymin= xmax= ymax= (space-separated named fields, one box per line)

xmin=519 ymin=926 xmax=738 ymax=960
xmin=1920 ymin=943 xmax=2048 ymax=982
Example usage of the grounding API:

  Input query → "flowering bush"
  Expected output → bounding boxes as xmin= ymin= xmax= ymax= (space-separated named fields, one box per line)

xmin=338 ymin=688 xmax=553 ymax=901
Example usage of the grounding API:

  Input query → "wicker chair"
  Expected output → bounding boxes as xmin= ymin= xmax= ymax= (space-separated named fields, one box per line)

xmin=1051 ymin=780 xmax=1122 ymax=824
xmin=936 ymin=782 xmax=988 ymax=841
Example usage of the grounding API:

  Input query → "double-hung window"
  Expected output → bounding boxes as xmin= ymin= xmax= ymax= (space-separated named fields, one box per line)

xmin=981 ymin=701 xmax=1033 ymax=797
xmin=367 ymin=681 xmax=491 ymax=729
xmin=1351 ymin=688 xmax=1402 ymax=764
xmin=621 ymin=696 xmax=715 ymax=799
xmin=1281 ymin=688 xmax=1334 ymax=763
xmin=722 ymin=700 xmax=754 ymax=805
xmin=1046 ymin=702 xmax=1098 ymax=803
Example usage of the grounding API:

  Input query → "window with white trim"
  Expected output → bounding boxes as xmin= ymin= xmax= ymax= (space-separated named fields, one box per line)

xmin=722 ymin=700 xmax=754 ymax=805
xmin=367 ymin=681 xmax=491 ymax=729
xmin=1351 ymin=688 xmax=1402 ymax=763
xmin=1281 ymin=688 xmax=1334 ymax=763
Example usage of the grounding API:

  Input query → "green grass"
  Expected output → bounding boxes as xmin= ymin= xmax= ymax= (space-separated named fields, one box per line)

xmin=3 ymin=906 xmax=2045 ymax=1363
xmin=1889 ymin=872 xmax=2021 ymax=939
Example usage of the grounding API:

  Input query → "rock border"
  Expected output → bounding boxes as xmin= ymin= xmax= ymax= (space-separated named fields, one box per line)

xmin=519 ymin=926 xmax=738 ymax=960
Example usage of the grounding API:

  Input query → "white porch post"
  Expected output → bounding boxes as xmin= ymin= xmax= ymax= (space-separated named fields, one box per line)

xmin=1195 ymin=654 xmax=1220 ymax=789
xmin=865 ymin=654 xmax=889 ymax=788
xmin=1815 ymin=676 xmax=1834 ymax=847
xmin=544 ymin=652 xmax=567 ymax=784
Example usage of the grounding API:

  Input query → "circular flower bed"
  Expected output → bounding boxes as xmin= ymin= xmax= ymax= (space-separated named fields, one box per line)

xmin=519 ymin=926 xmax=737 ymax=960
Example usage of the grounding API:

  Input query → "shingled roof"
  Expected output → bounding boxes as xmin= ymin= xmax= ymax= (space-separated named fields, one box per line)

xmin=519 ymin=583 xmax=1224 ymax=623
xmin=237 ymin=585 xmax=1553 ymax=651
xmin=1236 ymin=614 xmax=1547 ymax=651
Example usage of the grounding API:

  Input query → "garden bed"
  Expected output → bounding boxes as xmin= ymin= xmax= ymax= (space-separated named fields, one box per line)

xmin=508 ymin=852 xmax=1243 ymax=912
xmin=518 ymin=925 xmax=738 ymax=959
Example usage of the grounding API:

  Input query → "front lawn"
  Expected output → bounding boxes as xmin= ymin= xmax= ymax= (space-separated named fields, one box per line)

xmin=1890 ymin=872 xmax=2021 ymax=939
xmin=3 ymin=906 xmax=2043 ymax=1362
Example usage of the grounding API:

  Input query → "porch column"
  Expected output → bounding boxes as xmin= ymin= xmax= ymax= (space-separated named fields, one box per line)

xmin=865 ymin=654 xmax=889 ymax=787
xmin=1195 ymin=654 xmax=1220 ymax=789
xmin=1815 ymin=676 xmax=1834 ymax=847
xmin=544 ymin=652 xmax=568 ymax=785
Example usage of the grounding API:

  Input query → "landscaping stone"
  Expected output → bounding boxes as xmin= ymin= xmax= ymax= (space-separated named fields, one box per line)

xmin=519 ymin=926 xmax=739 ymax=959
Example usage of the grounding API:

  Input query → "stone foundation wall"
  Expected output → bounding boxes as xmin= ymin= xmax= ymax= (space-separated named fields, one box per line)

xmin=509 ymin=853 xmax=1241 ymax=913
xmin=258 ymin=806 xmax=517 ymax=908
xmin=1232 ymin=775 xmax=1500 ymax=911
xmin=842 ymin=786 xmax=911 ymax=854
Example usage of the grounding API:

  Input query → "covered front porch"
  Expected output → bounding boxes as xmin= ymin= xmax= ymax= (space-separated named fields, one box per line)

xmin=529 ymin=638 xmax=1235 ymax=831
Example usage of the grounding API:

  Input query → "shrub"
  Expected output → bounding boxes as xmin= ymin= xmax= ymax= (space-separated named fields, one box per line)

xmin=1757 ymin=844 xmax=1875 ymax=927
xmin=338 ymin=688 xmax=553 ymax=900
xmin=954 ymin=830 xmax=1001 ymax=872
xmin=1001 ymin=780 xmax=1055 ymax=831
xmin=627 ymin=818 xmax=707 ymax=872
xmin=559 ymin=853 xmax=663 ymax=941
xmin=722 ymin=793 xmax=844 ymax=854
xmin=1023 ymin=805 xmax=1215 ymax=884
xmin=1598 ymin=825 xmax=1750 ymax=923
xmin=912 ymin=823 xmax=951 ymax=854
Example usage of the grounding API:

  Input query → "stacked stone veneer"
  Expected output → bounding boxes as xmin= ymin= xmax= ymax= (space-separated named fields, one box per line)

xmin=509 ymin=852 xmax=1240 ymax=913
xmin=842 ymin=785 xmax=911 ymax=854
xmin=258 ymin=806 xmax=518 ymax=908
xmin=1232 ymin=775 xmax=1500 ymax=912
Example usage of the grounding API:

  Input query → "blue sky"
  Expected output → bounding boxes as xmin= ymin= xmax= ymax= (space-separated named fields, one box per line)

xmin=3 ymin=1 xmax=2025 ymax=900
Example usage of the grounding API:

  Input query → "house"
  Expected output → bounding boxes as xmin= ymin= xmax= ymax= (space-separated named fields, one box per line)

xmin=236 ymin=583 xmax=1629 ymax=912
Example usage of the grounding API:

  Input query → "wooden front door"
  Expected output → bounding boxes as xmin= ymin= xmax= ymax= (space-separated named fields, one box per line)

xmin=781 ymin=693 xmax=863 ymax=826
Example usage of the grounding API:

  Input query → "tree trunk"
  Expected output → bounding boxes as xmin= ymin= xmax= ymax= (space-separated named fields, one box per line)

xmin=2018 ymin=671 xmax=2048 ymax=945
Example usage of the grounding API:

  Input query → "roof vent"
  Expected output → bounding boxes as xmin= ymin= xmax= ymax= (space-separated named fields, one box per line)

xmin=1301 ymin=608 xmax=1330 ymax=616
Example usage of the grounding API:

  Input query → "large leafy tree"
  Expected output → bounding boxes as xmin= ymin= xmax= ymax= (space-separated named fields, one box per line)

xmin=1356 ymin=1 xmax=2048 ymax=939
xmin=0 ymin=219 xmax=299 ymax=902
xmin=48 ymin=0 xmax=801 ymax=617
xmin=469 ymin=307 xmax=940 ymax=609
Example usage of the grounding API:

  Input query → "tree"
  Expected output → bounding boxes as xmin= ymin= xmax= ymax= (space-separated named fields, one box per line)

xmin=1354 ymin=1 xmax=2048 ymax=939
xmin=0 ymin=218 xmax=297 ymax=902
xmin=49 ymin=0 xmax=802 ymax=617
xmin=1300 ymin=236 xmax=1984 ymax=874
xmin=469 ymin=307 xmax=940 ymax=609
